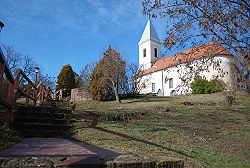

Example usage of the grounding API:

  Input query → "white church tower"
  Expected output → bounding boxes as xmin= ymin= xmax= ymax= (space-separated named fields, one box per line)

xmin=138 ymin=19 xmax=162 ymax=70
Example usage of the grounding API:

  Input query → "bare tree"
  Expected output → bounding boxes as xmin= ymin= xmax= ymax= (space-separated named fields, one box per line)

xmin=1 ymin=44 xmax=38 ymax=80
xmin=127 ymin=62 xmax=149 ymax=94
xmin=1 ymin=44 xmax=22 ymax=73
xmin=143 ymin=0 xmax=249 ymax=92
xmin=1 ymin=44 xmax=55 ymax=91
xmin=80 ymin=62 xmax=95 ymax=90
xmin=22 ymin=55 xmax=37 ymax=78
xmin=39 ymin=73 xmax=56 ymax=91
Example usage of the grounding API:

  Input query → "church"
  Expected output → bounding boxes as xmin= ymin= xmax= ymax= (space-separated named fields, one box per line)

xmin=137 ymin=19 xmax=236 ymax=96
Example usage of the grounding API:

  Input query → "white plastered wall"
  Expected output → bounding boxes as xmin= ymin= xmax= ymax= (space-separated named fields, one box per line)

xmin=138 ymin=55 xmax=236 ymax=96
xmin=139 ymin=40 xmax=161 ymax=70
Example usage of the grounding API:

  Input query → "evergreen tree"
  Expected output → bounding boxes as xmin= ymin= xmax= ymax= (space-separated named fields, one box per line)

xmin=57 ymin=64 xmax=76 ymax=94
xmin=90 ymin=61 xmax=114 ymax=101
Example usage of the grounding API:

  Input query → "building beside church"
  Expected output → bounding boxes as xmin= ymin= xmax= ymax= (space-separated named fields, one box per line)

xmin=138 ymin=19 xmax=236 ymax=96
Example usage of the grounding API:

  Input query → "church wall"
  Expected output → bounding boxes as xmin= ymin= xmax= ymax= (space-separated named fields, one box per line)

xmin=163 ymin=66 xmax=187 ymax=96
xmin=151 ymin=70 xmax=163 ymax=94
xmin=139 ymin=55 xmax=236 ymax=96
xmin=139 ymin=70 xmax=161 ymax=94
xmin=199 ymin=55 xmax=236 ymax=86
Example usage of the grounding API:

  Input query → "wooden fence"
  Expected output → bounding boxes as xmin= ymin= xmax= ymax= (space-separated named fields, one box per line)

xmin=0 ymin=47 xmax=54 ymax=127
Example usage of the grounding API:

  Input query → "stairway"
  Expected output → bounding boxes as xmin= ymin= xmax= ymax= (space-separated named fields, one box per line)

xmin=12 ymin=101 xmax=72 ymax=138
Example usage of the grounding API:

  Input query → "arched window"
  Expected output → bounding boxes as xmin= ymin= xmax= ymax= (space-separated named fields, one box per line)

xmin=154 ymin=48 xmax=157 ymax=57
xmin=143 ymin=48 xmax=146 ymax=57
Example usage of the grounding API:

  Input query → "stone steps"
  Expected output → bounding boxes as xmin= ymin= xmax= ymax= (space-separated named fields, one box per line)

xmin=16 ymin=129 xmax=69 ymax=138
xmin=13 ymin=116 xmax=68 ymax=125
xmin=17 ymin=106 xmax=72 ymax=114
xmin=13 ymin=123 xmax=71 ymax=131
xmin=12 ymin=103 xmax=72 ymax=138
xmin=15 ymin=111 xmax=68 ymax=119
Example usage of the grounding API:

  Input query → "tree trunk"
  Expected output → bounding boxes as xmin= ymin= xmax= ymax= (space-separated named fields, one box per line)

xmin=225 ymin=95 xmax=234 ymax=107
xmin=110 ymin=78 xmax=121 ymax=103
xmin=113 ymin=85 xmax=121 ymax=103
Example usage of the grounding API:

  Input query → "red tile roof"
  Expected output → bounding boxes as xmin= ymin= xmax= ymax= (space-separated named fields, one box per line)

xmin=139 ymin=41 xmax=233 ymax=76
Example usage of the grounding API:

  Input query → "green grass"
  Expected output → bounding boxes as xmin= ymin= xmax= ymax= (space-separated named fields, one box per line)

xmin=71 ymin=92 xmax=250 ymax=168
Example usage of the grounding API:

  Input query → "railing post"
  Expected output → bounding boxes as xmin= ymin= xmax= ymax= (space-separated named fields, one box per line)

xmin=0 ymin=62 xmax=5 ymax=91
xmin=13 ymin=73 xmax=20 ymax=105
xmin=25 ymin=82 xmax=30 ymax=107
xmin=44 ymin=88 xmax=47 ymax=99
xmin=59 ymin=89 xmax=62 ymax=100
xmin=41 ymin=86 xmax=44 ymax=103
xmin=38 ymin=85 xmax=42 ymax=103
xmin=4 ymin=81 xmax=14 ymax=128
xmin=49 ymin=90 xmax=52 ymax=99
xmin=34 ymin=87 xmax=37 ymax=107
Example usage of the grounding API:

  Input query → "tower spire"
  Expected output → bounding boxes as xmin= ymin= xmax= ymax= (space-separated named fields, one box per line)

xmin=138 ymin=19 xmax=162 ymax=70
xmin=138 ymin=19 xmax=161 ymax=45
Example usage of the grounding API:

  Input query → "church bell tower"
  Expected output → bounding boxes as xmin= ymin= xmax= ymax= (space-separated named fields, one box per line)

xmin=138 ymin=19 xmax=162 ymax=70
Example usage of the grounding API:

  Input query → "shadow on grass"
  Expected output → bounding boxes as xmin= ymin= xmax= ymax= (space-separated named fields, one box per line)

xmin=94 ymin=126 xmax=193 ymax=159
xmin=124 ymin=97 xmax=181 ymax=104
xmin=72 ymin=110 xmax=192 ymax=159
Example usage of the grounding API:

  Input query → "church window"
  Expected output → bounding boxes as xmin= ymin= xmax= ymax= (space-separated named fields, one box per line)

xmin=143 ymin=48 xmax=146 ymax=57
xmin=154 ymin=48 xmax=157 ymax=57
xmin=152 ymin=83 xmax=155 ymax=92
xmin=169 ymin=78 xmax=173 ymax=89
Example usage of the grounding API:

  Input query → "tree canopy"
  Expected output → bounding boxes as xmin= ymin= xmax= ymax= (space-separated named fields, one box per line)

xmin=90 ymin=46 xmax=127 ymax=102
xmin=57 ymin=64 xmax=76 ymax=92
xmin=90 ymin=61 xmax=114 ymax=101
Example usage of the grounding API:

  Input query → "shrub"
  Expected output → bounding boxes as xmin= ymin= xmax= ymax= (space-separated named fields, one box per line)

xmin=191 ymin=78 xmax=213 ymax=94
xmin=191 ymin=78 xmax=226 ymax=94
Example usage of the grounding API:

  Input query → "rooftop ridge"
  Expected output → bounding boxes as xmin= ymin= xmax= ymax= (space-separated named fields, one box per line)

xmin=138 ymin=41 xmax=233 ymax=76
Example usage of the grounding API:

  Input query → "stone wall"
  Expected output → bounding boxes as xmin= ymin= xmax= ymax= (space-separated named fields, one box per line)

xmin=70 ymin=87 xmax=89 ymax=102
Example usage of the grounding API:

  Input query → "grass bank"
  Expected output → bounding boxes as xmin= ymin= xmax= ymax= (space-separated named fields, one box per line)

xmin=0 ymin=127 xmax=23 ymax=151
xmin=71 ymin=92 xmax=250 ymax=168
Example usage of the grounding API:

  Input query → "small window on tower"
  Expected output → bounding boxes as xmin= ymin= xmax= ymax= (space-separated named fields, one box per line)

xmin=154 ymin=48 xmax=157 ymax=57
xmin=143 ymin=48 xmax=146 ymax=57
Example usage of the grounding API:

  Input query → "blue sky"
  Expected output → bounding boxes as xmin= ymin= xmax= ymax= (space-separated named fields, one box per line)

xmin=0 ymin=0 xmax=168 ymax=78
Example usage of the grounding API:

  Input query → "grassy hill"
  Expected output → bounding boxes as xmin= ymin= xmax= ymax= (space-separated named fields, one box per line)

xmin=71 ymin=92 xmax=250 ymax=168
